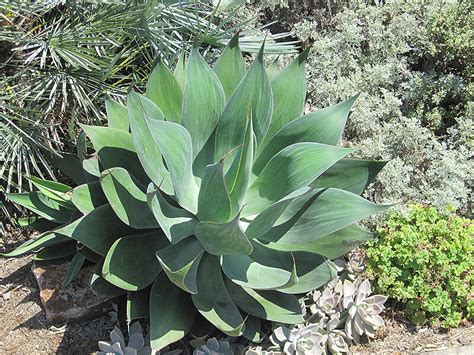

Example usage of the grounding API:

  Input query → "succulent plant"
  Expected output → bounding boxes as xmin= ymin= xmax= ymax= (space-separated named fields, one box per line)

xmin=194 ymin=337 xmax=232 ymax=355
xmin=270 ymin=325 xmax=326 ymax=354
xmin=345 ymin=249 xmax=366 ymax=280
xmin=98 ymin=322 xmax=150 ymax=355
xmin=343 ymin=279 xmax=387 ymax=342
xmin=316 ymin=314 xmax=349 ymax=354
xmin=3 ymin=33 xmax=389 ymax=350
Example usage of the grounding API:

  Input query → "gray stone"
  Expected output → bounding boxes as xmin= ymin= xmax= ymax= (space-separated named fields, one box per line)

xmin=32 ymin=261 xmax=113 ymax=323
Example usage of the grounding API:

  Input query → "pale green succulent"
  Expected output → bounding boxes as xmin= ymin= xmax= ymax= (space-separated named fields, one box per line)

xmin=270 ymin=325 xmax=326 ymax=355
xmin=343 ymin=279 xmax=387 ymax=342
xmin=194 ymin=337 xmax=232 ymax=355
xmin=98 ymin=322 xmax=150 ymax=355
xmin=3 ymin=33 xmax=388 ymax=350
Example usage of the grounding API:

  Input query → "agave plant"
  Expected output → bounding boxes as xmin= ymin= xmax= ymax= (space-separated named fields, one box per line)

xmin=2 ymin=34 xmax=388 ymax=350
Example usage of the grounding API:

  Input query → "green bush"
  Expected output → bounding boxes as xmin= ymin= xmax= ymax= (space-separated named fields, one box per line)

xmin=3 ymin=37 xmax=388 ymax=350
xmin=254 ymin=1 xmax=473 ymax=213
xmin=366 ymin=204 xmax=474 ymax=328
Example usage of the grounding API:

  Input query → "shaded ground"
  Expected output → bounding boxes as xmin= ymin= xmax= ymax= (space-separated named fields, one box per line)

xmin=0 ymin=223 xmax=113 ymax=353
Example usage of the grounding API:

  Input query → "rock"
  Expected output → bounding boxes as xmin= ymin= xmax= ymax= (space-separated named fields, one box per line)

xmin=32 ymin=261 xmax=114 ymax=323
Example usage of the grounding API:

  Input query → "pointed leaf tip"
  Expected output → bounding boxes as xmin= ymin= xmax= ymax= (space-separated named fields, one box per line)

xmin=229 ymin=32 xmax=240 ymax=48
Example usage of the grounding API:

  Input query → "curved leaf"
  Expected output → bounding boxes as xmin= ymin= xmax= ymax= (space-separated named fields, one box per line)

xmin=103 ymin=231 xmax=169 ymax=291
xmin=81 ymin=125 xmax=148 ymax=183
xmin=213 ymin=33 xmax=245 ymax=99
xmin=256 ymin=188 xmax=388 ymax=244
xmin=243 ymin=143 xmax=356 ymax=216
xmin=127 ymin=286 xmax=151 ymax=322
xmin=195 ymin=214 xmax=253 ymax=256
xmin=311 ymin=158 xmax=387 ymax=195
xmin=156 ymin=237 xmax=204 ymax=294
xmin=225 ymin=280 xmax=304 ymax=324
xmin=63 ymin=253 xmax=86 ymax=287
xmin=261 ymin=224 xmax=373 ymax=259
xmin=145 ymin=119 xmax=199 ymax=214
xmin=6 ymin=192 xmax=74 ymax=223
xmin=146 ymin=61 xmax=183 ymax=123
xmin=215 ymin=45 xmax=273 ymax=160
xmin=262 ymin=49 xmax=308 ymax=145
xmin=254 ymin=96 xmax=358 ymax=174
xmin=182 ymin=48 xmax=225 ymax=157
xmin=26 ymin=176 xmax=72 ymax=205
xmin=54 ymin=204 xmax=135 ymax=256
xmin=150 ymin=272 xmax=196 ymax=351
xmin=34 ymin=242 xmax=77 ymax=261
xmin=147 ymin=185 xmax=197 ymax=244
xmin=1 ymin=233 xmax=71 ymax=257
xmin=198 ymin=162 xmax=231 ymax=223
xmin=71 ymin=181 xmax=107 ymax=215
xmin=192 ymin=254 xmax=245 ymax=336
xmin=91 ymin=260 xmax=126 ymax=297
xmin=106 ymin=99 xmax=129 ymax=132
xmin=15 ymin=216 xmax=60 ymax=232
xmin=127 ymin=92 xmax=173 ymax=195
xmin=51 ymin=153 xmax=85 ymax=185
xmin=100 ymin=167 xmax=158 ymax=229
xmin=221 ymin=240 xmax=296 ymax=290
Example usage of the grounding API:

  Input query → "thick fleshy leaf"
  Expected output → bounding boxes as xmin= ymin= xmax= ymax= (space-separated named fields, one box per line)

xmin=71 ymin=181 xmax=107 ymax=215
xmin=145 ymin=119 xmax=199 ymax=213
xmin=146 ymin=185 xmax=197 ymax=244
xmin=243 ymin=316 xmax=261 ymax=342
xmin=146 ymin=61 xmax=183 ymax=123
xmin=195 ymin=215 xmax=253 ymax=256
xmin=15 ymin=216 xmax=60 ymax=232
xmin=255 ymin=188 xmax=388 ymax=245
xmin=51 ymin=153 xmax=86 ymax=185
xmin=127 ymin=287 xmax=151 ymax=321
xmin=103 ymin=231 xmax=169 ymax=291
xmin=311 ymin=159 xmax=387 ymax=195
xmin=80 ymin=125 xmax=148 ymax=183
xmin=277 ymin=252 xmax=337 ymax=294
xmin=54 ymin=204 xmax=134 ymax=256
xmin=150 ymin=272 xmax=196 ymax=351
xmin=26 ymin=176 xmax=72 ymax=205
xmin=262 ymin=49 xmax=308 ymax=145
xmin=215 ymin=46 xmax=273 ymax=160
xmin=106 ymin=99 xmax=129 ymax=132
xmin=6 ymin=192 xmax=74 ymax=223
xmin=77 ymin=243 xmax=102 ymax=263
xmin=243 ymin=143 xmax=356 ymax=216
xmin=1 ymin=233 xmax=70 ymax=257
xmin=213 ymin=33 xmax=245 ymax=99
xmin=127 ymin=92 xmax=173 ymax=195
xmin=62 ymin=253 xmax=86 ymax=287
xmin=198 ymin=162 xmax=231 ymax=223
xmin=182 ymin=48 xmax=226 ymax=157
xmin=83 ymin=157 xmax=100 ymax=182
xmin=225 ymin=280 xmax=304 ymax=324
xmin=34 ymin=242 xmax=77 ymax=261
xmin=174 ymin=51 xmax=186 ymax=90
xmin=253 ymin=96 xmax=358 ymax=174
xmin=221 ymin=240 xmax=296 ymax=290
xmin=192 ymin=254 xmax=245 ymax=336
xmin=262 ymin=224 xmax=373 ymax=259
xmin=91 ymin=261 xmax=125 ymax=297
xmin=226 ymin=116 xmax=254 ymax=214
xmin=100 ymin=167 xmax=158 ymax=229
xmin=156 ymin=237 xmax=204 ymax=294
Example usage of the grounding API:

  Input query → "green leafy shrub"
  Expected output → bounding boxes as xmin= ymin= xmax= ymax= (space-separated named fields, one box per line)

xmin=366 ymin=204 xmax=474 ymax=328
xmin=257 ymin=1 xmax=473 ymax=213
xmin=2 ymin=36 xmax=388 ymax=350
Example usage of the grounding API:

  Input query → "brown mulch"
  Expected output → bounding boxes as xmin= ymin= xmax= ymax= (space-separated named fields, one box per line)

xmin=0 ymin=223 xmax=113 ymax=353
xmin=351 ymin=308 xmax=474 ymax=353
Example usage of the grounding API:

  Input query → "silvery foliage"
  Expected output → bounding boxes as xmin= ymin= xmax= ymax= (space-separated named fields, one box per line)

xmin=193 ymin=337 xmax=233 ymax=355
xmin=263 ymin=258 xmax=387 ymax=354
xmin=267 ymin=2 xmax=473 ymax=213
xmin=98 ymin=322 xmax=150 ymax=355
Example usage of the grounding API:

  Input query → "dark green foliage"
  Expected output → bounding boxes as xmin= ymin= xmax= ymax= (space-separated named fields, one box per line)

xmin=366 ymin=204 xmax=474 ymax=328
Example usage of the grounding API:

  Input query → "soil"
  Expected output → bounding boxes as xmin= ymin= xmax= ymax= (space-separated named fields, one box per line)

xmin=0 ymin=223 xmax=113 ymax=353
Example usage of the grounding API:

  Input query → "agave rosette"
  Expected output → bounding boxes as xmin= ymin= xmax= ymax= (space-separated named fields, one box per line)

xmin=3 ymin=34 xmax=388 ymax=350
